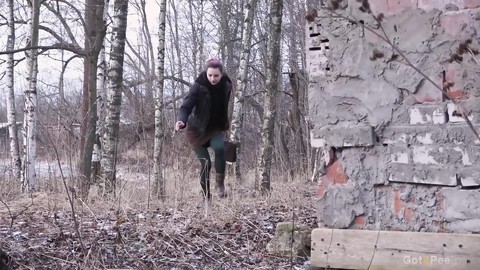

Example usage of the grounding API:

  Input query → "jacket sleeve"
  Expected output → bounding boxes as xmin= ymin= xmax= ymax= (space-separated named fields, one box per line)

xmin=178 ymin=84 xmax=199 ymax=124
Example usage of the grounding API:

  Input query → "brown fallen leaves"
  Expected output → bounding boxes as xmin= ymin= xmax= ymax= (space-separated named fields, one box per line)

xmin=0 ymin=188 xmax=317 ymax=269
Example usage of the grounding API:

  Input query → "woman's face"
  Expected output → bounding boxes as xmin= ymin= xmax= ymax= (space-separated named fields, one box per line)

xmin=206 ymin=68 xmax=222 ymax=85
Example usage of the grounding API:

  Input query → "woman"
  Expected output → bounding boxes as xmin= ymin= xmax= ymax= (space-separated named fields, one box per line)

xmin=175 ymin=58 xmax=232 ymax=200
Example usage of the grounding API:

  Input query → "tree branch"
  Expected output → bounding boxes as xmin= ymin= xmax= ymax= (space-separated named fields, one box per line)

xmin=0 ymin=44 xmax=85 ymax=56
xmin=43 ymin=2 xmax=82 ymax=47
xmin=124 ymin=76 xmax=192 ymax=89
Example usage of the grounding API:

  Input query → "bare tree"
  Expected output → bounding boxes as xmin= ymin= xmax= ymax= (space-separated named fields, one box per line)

xmin=101 ymin=0 xmax=129 ymax=194
xmin=6 ymin=0 xmax=22 ymax=184
xmin=286 ymin=0 xmax=309 ymax=174
xmin=153 ymin=0 xmax=167 ymax=199
xmin=94 ymin=0 xmax=111 ymax=184
xmin=214 ymin=0 xmax=243 ymax=75
xmin=255 ymin=0 xmax=283 ymax=194
xmin=167 ymin=1 xmax=185 ymax=121
xmin=97 ymin=0 xmax=111 ymax=132
xmin=229 ymin=0 xmax=258 ymax=182
xmin=22 ymin=0 xmax=41 ymax=192
xmin=187 ymin=0 xmax=205 ymax=73
xmin=79 ymin=0 xmax=106 ymax=198
xmin=138 ymin=0 xmax=156 ymax=102
xmin=120 ymin=0 xmax=158 ymax=145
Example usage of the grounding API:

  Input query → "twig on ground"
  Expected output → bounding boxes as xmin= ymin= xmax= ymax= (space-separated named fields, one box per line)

xmin=0 ymin=196 xmax=34 ymax=228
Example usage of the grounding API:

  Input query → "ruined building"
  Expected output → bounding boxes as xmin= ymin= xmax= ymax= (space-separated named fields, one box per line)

xmin=307 ymin=0 xmax=480 ymax=233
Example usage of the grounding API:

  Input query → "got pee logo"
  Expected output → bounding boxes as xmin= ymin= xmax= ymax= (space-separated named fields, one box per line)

xmin=403 ymin=255 xmax=469 ymax=265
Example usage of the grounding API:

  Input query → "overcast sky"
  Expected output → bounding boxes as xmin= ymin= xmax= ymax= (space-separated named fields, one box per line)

xmin=0 ymin=0 xmax=161 ymax=100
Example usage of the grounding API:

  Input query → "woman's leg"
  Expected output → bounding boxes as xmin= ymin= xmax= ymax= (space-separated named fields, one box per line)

xmin=210 ymin=133 xmax=226 ymax=173
xmin=193 ymin=147 xmax=211 ymax=199
xmin=210 ymin=133 xmax=226 ymax=197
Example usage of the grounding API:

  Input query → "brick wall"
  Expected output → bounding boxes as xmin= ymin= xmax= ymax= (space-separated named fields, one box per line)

xmin=307 ymin=0 xmax=480 ymax=233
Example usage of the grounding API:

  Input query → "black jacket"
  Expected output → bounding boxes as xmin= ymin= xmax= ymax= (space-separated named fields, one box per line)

xmin=178 ymin=72 xmax=232 ymax=133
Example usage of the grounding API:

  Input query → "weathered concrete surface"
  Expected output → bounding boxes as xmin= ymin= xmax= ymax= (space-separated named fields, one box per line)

xmin=320 ymin=186 xmax=366 ymax=228
xmin=443 ymin=189 xmax=480 ymax=232
xmin=311 ymin=124 xmax=375 ymax=147
xmin=308 ymin=0 xmax=480 ymax=233
xmin=266 ymin=222 xmax=312 ymax=258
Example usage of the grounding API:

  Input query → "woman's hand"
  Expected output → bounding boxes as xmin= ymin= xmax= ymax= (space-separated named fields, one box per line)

xmin=175 ymin=121 xmax=186 ymax=131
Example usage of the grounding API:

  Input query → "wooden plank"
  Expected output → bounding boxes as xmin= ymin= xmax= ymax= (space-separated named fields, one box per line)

xmin=311 ymin=229 xmax=480 ymax=270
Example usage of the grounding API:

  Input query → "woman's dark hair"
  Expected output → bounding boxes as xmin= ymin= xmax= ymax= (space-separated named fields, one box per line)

xmin=205 ymin=58 xmax=224 ymax=73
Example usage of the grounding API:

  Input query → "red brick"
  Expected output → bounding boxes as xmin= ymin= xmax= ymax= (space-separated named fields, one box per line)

xmin=317 ymin=185 xmax=326 ymax=199
xmin=436 ymin=193 xmax=444 ymax=211
xmin=417 ymin=0 xmax=441 ymax=11
xmin=465 ymin=0 xmax=480 ymax=8
xmin=446 ymin=90 xmax=466 ymax=100
xmin=369 ymin=0 xmax=417 ymax=16
xmin=445 ymin=64 xmax=456 ymax=82
xmin=317 ymin=160 xmax=349 ymax=199
xmin=324 ymin=160 xmax=349 ymax=184
xmin=445 ymin=63 xmax=467 ymax=100
xmin=393 ymin=189 xmax=404 ymax=215
xmin=440 ymin=12 xmax=470 ymax=37
xmin=354 ymin=215 xmax=367 ymax=228
xmin=404 ymin=207 xmax=414 ymax=222
xmin=419 ymin=0 xmax=480 ymax=10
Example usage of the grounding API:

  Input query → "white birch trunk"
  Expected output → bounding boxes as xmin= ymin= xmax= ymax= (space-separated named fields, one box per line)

xmin=100 ymin=0 xmax=129 ymax=193
xmin=255 ymin=0 xmax=283 ymax=194
xmin=229 ymin=0 xmax=258 ymax=182
xmin=22 ymin=0 xmax=41 ymax=193
xmin=154 ymin=0 xmax=168 ymax=199
xmin=97 ymin=0 xmax=110 ymax=134
xmin=7 ymin=0 xmax=22 ymax=183
xmin=310 ymin=147 xmax=325 ymax=182
xmin=94 ymin=0 xmax=110 ymax=185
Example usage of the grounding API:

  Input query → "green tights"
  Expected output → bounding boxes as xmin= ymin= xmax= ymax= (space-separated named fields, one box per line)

xmin=193 ymin=133 xmax=226 ymax=198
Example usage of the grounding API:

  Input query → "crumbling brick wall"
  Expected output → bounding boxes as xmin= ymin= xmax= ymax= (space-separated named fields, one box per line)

xmin=307 ymin=0 xmax=480 ymax=232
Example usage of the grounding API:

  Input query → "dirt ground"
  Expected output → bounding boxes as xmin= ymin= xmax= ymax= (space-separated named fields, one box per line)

xmin=0 ymin=169 xmax=318 ymax=270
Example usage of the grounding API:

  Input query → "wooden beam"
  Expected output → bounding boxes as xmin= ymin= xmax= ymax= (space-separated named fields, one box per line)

xmin=311 ymin=228 xmax=480 ymax=270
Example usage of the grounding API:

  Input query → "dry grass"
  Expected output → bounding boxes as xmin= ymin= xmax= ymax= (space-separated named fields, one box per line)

xmin=0 ymin=156 xmax=318 ymax=269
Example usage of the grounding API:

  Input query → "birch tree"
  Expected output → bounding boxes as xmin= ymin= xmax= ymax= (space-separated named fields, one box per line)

xmin=94 ymin=0 xmax=111 ymax=184
xmin=6 ymin=0 xmax=22 ymax=183
xmin=255 ymin=0 xmax=283 ymax=194
xmin=229 ymin=0 xmax=257 ymax=181
xmin=22 ymin=0 xmax=41 ymax=192
xmin=153 ymin=0 xmax=167 ymax=199
xmin=97 ymin=0 xmax=111 ymax=133
xmin=101 ymin=0 xmax=129 ymax=194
